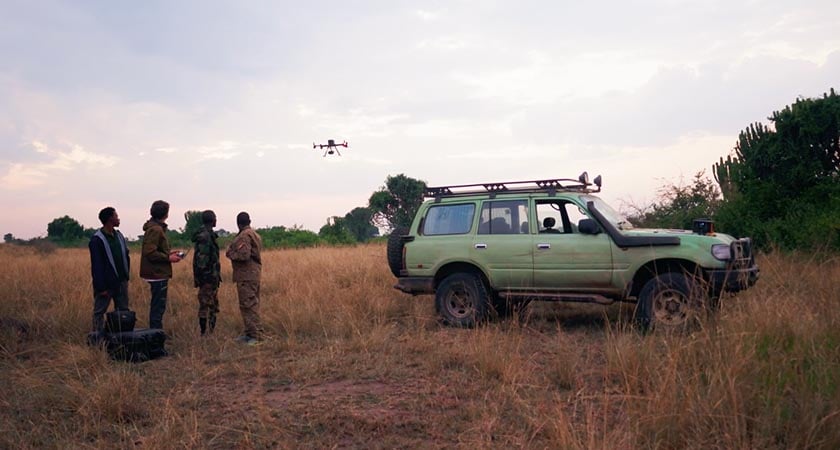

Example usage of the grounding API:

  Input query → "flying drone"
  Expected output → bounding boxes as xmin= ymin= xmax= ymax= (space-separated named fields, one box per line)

xmin=313 ymin=139 xmax=348 ymax=157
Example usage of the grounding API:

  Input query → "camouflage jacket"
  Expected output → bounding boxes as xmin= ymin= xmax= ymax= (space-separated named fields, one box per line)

xmin=192 ymin=226 xmax=221 ymax=287
xmin=225 ymin=226 xmax=262 ymax=282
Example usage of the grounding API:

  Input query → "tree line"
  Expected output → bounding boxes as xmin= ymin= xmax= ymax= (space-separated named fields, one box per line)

xmin=2 ymin=173 xmax=428 ymax=250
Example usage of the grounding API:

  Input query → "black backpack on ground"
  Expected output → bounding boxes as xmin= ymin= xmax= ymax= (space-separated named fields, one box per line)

xmin=88 ymin=328 xmax=167 ymax=363
xmin=104 ymin=310 xmax=136 ymax=333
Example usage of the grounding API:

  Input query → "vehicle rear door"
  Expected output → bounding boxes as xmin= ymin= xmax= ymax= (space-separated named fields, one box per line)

xmin=470 ymin=198 xmax=534 ymax=290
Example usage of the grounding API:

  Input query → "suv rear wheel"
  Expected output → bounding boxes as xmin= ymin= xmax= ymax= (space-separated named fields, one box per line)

xmin=635 ymin=272 xmax=705 ymax=331
xmin=435 ymin=273 xmax=491 ymax=327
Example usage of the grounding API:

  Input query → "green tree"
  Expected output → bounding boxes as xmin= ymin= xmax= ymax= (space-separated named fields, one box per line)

xmin=182 ymin=210 xmax=204 ymax=238
xmin=368 ymin=174 xmax=427 ymax=231
xmin=343 ymin=207 xmax=378 ymax=242
xmin=713 ymin=88 xmax=840 ymax=249
xmin=3 ymin=233 xmax=14 ymax=243
xmin=47 ymin=215 xmax=85 ymax=242
xmin=626 ymin=172 xmax=721 ymax=230
xmin=318 ymin=217 xmax=355 ymax=245
xmin=259 ymin=225 xmax=324 ymax=248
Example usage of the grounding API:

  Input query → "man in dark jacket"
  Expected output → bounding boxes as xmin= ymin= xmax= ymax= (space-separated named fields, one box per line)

xmin=192 ymin=210 xmax=221 ymax=335
xmin=139 ymin=200 xmax=182 ymax=330
xmin=89 ymin=207 xmax=130 ymax=332
xmin=225 ymin=211 xmax=264 ymax=344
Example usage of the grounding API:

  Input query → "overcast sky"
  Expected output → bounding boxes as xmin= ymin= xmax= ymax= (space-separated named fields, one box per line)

xmin=1 ymin=0 xmax=838 ymax=239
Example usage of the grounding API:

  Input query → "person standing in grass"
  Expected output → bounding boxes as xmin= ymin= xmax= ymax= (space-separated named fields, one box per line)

xmin=88 ymin=207 xmax=130 ymax=333
xmin=225 ymin=211 xmax=264 ymax=344
xmin=139 ymin=200 xmax=182 ymax=330
xmin=192 ymin=210 xmax=221 ymax=335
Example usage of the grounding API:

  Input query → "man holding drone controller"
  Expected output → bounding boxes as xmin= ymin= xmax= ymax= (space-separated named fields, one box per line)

xmin=139 ymin=200 xmax=183 ymax=330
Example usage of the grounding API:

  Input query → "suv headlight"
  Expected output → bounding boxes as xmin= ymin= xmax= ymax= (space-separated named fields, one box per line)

xmin=711 ymin=244 xmax=731 ymax=261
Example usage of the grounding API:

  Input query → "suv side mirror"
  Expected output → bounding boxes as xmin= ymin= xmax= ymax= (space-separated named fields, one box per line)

xmin=578 ymin=219 xmax=600 ymax=235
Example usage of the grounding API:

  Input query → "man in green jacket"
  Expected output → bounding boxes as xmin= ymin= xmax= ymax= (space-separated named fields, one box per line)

xmin=225 ymin=211 xmax=264 ymax=344
xmin=192 ymin=210 xmax=221 ymax=335
xmin=139 ymin=200 xmax=182 ymax=330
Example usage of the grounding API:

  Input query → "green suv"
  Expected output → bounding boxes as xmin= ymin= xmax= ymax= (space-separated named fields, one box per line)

xmin=389 ymin=173 xmax=759 ymax=329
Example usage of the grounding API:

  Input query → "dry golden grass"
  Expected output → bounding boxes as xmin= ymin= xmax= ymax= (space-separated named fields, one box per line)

xmin=0 ymin=244 xmax=838 ymax=449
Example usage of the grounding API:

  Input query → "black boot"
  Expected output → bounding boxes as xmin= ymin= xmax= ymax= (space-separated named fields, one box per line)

xmin=199 ymin=318 xmax=207 ymax=335
xmin=208 ymin=316 xmax=216 ymax=334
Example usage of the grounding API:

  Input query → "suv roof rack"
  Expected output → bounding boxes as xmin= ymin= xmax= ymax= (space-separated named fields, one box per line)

xmin=426 ymin=172 xmax=602 ymax=199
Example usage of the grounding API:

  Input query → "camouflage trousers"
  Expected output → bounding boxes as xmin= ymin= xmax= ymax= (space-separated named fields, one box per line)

xmin=197 ymin=283 xmax=220 ymax=319
xmin=236 ymin=280 xmax=263 ymax=339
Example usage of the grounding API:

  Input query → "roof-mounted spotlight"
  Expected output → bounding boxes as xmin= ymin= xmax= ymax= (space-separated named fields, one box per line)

xmin=578 ymin=171 xmax=589 ymax=185
xmin=594 ymin=175 xmax=602 ymax=188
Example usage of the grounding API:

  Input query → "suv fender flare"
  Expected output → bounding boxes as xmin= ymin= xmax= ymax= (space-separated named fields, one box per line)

xmin=434 ymin=261 xmax=491 ymax=291
xmin=628 ymin=258 xmax=702 ymax=298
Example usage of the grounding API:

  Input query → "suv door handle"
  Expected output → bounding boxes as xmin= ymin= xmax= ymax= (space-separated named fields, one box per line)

xmin=537 ymin=243 xmax=551 ymax=250
xmin=474 ymin=243 xmax=487 ymax=249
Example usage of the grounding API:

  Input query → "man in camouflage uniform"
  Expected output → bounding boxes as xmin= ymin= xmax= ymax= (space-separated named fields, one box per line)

xmin=225 ymin=211 xmax=264 ymax=344
xmin=192 ymin=210 xmax=221 ymax=335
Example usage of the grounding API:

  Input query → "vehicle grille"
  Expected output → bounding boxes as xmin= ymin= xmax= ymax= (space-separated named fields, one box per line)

xmin=730 ymin=238 xmax=754 ymax=269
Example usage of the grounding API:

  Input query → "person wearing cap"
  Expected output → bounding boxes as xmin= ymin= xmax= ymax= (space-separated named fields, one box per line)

xmin=139 ymin=200 xmax=183 ymax=330
xmin=225 ymin=211 xmax=264 ymax=344
xmin=192 ymin=210 xmax=221 ymax=335
xmin=88 ymin=206 xmax=130 ymax=333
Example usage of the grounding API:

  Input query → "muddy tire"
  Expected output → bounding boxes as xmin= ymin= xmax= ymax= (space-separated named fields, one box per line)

xmin=635 ymin=272 xmax=705 ymax=332
xmin=387 ymin=227 xmax=408 ymax=277
xmin=435 ymin=273 xmax=491 ymax=327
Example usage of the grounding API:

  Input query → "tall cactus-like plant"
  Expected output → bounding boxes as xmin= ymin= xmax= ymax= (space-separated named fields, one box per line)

xmin=712 ymin=155 xmax=738 ymax=199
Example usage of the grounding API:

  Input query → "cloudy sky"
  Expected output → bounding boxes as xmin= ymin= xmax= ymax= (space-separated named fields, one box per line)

xmin=1 ymin=0 xmax=838 ymax=239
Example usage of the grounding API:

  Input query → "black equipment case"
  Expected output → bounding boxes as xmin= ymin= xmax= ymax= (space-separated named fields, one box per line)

xmin=88 ymin=328 xmax=167 ymax=362
xmin=104 ymin=310 xmax=136 ymax=333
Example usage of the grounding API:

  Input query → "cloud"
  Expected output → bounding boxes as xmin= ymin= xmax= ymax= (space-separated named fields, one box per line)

xmin=510 ymin=52 xmax=840 ymax=149
xmin=195 ymin=141 xmax=242 ymax=161
xmin=0 ymin=141 xmax=118 ymax=190
xmin=416 ymin=36 xmax=468 ymax=51
xmin=415 ymin=9 xmax=441 ymax=21
xmin=32 ymin=141 xmax=49 ymax=153
xmin=199 ymin=151 xmax=240 ymax=160
xmin=0 ymin=163 xmax=49 ymax=189
xmin=154 ymin=147 xmax=179 ymax=153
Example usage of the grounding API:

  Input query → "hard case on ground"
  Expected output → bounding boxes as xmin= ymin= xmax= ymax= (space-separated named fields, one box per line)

xmin=104 ymin=309 xmax=136 ymax=333
xmin=88 ymin=328 xmax=167 ymax=362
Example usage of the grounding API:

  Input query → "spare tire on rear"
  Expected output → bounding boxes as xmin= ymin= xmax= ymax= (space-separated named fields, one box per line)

xmin=387 ymin=227 xmax=409 ymax=277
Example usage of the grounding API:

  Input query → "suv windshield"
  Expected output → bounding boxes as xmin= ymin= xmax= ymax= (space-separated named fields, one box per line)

xmin=581 ymin=195 xmax=633 ymax=230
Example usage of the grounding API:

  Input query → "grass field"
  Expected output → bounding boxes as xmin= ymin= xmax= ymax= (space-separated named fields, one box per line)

xmin=0 ymin=244 xmax=838 ymax=449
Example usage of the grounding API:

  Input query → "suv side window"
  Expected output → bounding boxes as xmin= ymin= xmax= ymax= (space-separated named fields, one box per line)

xmin=478 ymin=200 xmax=529 ymax=234
xmin=537 ymin=200 xmax=588 ymax=233
xmin=421 ymin=203 xmax=476 ymax=235
xmin=563 ymin=202 xmax=588 ymax=233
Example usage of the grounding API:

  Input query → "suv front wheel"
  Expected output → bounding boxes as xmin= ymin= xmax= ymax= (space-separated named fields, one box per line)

xmin=435 ymin=273 xmax=491 ymax=327
xmin=635 ymin=272 xmax=705 ymax=331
